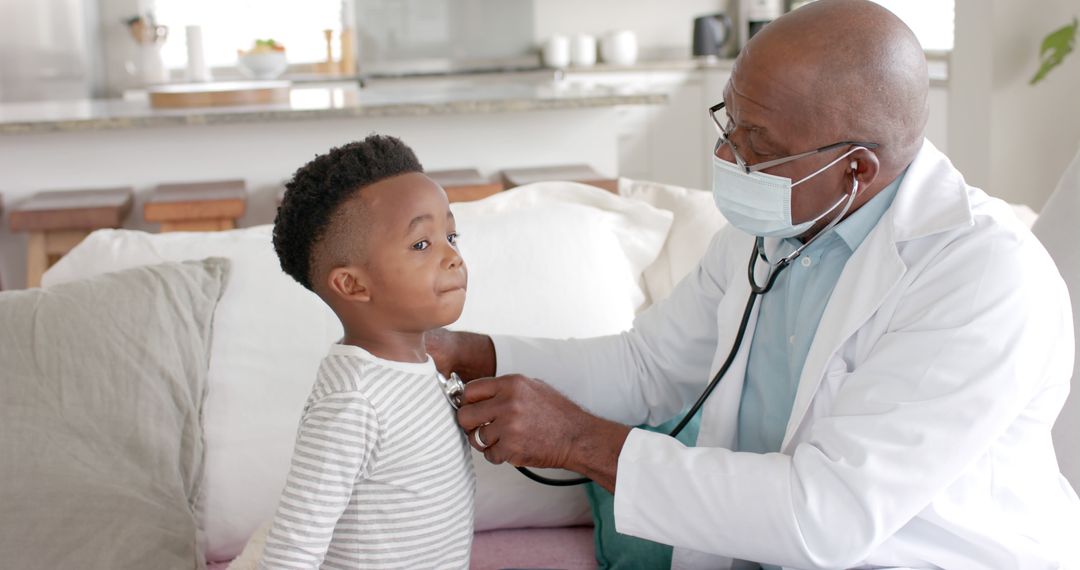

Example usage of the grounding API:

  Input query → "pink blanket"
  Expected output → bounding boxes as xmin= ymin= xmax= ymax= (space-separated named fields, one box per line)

xmin=207 ymin=525 xmax=596 ymax=570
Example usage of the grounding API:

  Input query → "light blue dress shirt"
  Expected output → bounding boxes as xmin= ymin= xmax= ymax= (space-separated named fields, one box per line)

xmin=736 ymin=172 xmax=905 ymax=456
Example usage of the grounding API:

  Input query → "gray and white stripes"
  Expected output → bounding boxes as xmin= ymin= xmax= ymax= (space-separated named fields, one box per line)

xmin=260 ymin=344 xmax=475 ymax=569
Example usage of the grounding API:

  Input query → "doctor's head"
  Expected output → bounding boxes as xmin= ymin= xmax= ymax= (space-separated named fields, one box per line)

xmin=274 ymin=134 xmax=467 ymax=334
xmin=713 ymin=0 xmax=929 ymax=240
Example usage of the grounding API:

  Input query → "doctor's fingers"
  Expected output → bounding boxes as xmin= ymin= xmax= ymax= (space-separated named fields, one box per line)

xmin=460 ymin=374 xmax=533 ymax=405
xmin=456 ymin=393 xmax=507 ymax=432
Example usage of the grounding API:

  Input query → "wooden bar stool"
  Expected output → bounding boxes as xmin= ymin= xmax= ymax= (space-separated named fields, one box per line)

xmin=501 ymin=164 xmax=618 ymax=194
xmin=427 ymin=169 xmax=504 ymax=203
xmin=145 ymin=179 xmax=247 ymax=232
xmin=9 ymin=187 xmax=133 ymax=288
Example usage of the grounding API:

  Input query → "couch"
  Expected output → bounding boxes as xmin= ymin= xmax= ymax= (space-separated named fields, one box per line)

xmin=1 ymin=172 xmax=1071 ymax=570
xmin=0 ymin=179 xmax=724 ymax=569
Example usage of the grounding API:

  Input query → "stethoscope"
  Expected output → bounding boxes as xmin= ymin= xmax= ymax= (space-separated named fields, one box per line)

xmin=440 ymin=174 xmax=861 ymax=486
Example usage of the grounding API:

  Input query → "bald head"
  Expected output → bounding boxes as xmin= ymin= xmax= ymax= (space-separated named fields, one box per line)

xmin=734 ymin=0 xmax=928 ymax=174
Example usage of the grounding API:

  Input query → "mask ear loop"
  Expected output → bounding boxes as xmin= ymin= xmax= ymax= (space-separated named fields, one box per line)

xmin=779 ymin=170 xmax=861 ymax=265
xmin=792 ymin=147 xmax=864 ymax=186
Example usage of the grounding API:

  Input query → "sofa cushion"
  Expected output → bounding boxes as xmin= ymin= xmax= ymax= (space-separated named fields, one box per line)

xmin=0 ymin=258 xmax=229 ymax=569
xmin=584 ymin=411 xmax=701 ymax=569
xmin=618 ymin=178 xmax=727 ymax=303
xmin=1033 ymin=147 xmax=1080 ymax=490
xmin=42 ymin=226 xmax=345 ymax=561
xmin=42 ymin=181 xmax=674 ymax=558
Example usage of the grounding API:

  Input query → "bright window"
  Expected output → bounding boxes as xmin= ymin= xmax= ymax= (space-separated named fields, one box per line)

xmin=871 ymin=0 xmax=954 ymax=51
xmin=154 ymin=0 xmax=343 ymax=70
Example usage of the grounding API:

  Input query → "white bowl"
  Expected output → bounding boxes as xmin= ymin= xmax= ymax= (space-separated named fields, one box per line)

xmin=238 ymin=51 xmax=288 ymax=79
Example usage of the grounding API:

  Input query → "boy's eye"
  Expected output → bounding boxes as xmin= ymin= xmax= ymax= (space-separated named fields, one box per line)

xmin=448 ymin=232 xmax=459 ymax=246
xmin=412 ymin=240 xmax=430 ymax=251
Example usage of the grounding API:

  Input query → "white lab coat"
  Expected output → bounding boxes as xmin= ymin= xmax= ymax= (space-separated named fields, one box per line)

xmin=492 ymin=141 xmax=1080 ymax=569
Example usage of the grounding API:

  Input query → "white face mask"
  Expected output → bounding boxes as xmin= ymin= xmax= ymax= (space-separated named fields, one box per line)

xmin=711 ymin=147 xmax=862 ymax=238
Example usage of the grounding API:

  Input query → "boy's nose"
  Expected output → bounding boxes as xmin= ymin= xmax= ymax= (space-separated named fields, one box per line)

xmin=443 ymin=246 xmax=463 ymax=270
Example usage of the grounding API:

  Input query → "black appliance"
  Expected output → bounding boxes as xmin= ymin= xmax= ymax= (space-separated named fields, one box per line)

xmin=692 ymin=13 xmax=733 ymax=57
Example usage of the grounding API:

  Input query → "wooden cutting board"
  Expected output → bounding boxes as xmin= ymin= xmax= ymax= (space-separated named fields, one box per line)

xmin=148 ymin=81 xmax=291 ymax=109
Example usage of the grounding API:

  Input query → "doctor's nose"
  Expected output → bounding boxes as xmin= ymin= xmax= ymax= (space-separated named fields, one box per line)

xmin=714 ymin=136 xmax=737 ymax=163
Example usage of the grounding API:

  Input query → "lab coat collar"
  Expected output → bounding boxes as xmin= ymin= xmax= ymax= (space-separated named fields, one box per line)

xmin=886 ymin=139 xmax=974 ymax=242
xmin=781 ymin=139 xmax=976 ymax=450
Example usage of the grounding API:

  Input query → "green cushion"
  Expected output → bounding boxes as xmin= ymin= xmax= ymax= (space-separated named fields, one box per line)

xmin=585 ymin=412 xmax=701 ymax=569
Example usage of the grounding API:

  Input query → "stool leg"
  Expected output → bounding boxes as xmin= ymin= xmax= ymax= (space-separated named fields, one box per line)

xmin=25 ymin=230 xmax=88 ymax=288
xmin=26 ymin=232 xmax=48 ymax=288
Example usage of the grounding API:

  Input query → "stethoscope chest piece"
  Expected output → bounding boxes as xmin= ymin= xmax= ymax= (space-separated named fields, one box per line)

xmin=440 ymin=372 xmax=465 ymax=409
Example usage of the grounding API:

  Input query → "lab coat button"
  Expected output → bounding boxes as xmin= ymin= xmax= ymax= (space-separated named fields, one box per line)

xmin=801 ymin=257 xmax=813 ymax=267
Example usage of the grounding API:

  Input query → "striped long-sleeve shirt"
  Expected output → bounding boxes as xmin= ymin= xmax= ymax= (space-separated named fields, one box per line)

xmin=260 ymin=344 xmax=475 ymax=569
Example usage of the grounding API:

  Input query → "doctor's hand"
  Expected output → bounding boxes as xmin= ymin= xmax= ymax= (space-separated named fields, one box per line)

xmin=425 ymin=328 xmax=496 ymax=381
xmin=456 ymin=374 xmax=631 ymax=493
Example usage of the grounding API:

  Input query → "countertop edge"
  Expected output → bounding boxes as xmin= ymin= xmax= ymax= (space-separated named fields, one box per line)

xmin=0 ymin=93 xmax=668 ymax=135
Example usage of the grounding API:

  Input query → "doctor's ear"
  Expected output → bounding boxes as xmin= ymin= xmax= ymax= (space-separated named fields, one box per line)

xmin=326 ymin=266 xmax=371 ymax=303
xmin=849 ymin=148 xmax=880 ymax=188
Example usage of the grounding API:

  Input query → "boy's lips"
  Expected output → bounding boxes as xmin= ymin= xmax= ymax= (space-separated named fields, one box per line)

xmin=438 ymin=283 xmax=467 ymax=294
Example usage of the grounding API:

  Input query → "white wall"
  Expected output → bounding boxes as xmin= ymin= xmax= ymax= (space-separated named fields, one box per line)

xmin=534 ymin=0 xmax=728 ymax=55
xmin=949 ymin=0 xmax=1080 ymax=210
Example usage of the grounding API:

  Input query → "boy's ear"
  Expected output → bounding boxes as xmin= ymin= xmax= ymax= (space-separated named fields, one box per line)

xmin=326 ymin=265 xmax=371 ymax=303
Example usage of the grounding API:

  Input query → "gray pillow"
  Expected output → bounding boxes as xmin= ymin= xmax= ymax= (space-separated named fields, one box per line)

xmin=0 ymin=258 xmax=229 ymax=569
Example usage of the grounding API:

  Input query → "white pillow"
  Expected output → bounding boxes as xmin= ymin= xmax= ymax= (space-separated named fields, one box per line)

xmin=618 ymin=177 xmax=727 ymax=303
xmin=42 ymin=182 xmax=672 ymax=555
xmin=448 ymin=182 xmax=673 ymax=531
xmin=42 ymin=226 xmax=344 ymax=561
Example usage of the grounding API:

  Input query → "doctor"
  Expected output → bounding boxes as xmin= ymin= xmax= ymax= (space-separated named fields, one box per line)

xmin=431 ymin=0 xmax=1080 ymax=567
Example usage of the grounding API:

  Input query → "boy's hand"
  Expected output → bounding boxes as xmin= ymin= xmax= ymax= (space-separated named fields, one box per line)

xmin=425 ymin=328 xmax=497 ymax=381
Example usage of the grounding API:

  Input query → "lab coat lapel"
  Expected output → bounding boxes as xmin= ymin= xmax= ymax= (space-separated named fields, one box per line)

xmin=702 ymin=233 xmax=762 ymax=451
xmin=781 ymin=220 xmax=906 ymax=449
xmin=779 ymin=139 xmax=972 ymax=451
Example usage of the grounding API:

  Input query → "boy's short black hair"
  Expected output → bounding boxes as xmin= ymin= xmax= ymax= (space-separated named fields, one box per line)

xmin=273 ymin=134 xmax=423 ymax=291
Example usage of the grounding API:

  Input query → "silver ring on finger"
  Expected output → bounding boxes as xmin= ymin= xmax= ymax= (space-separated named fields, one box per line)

xmin=473 ymin=427 xmax=489 ymax=449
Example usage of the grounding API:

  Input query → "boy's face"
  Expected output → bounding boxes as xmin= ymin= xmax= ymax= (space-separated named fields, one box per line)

xmin=348 ymin=172 xmax=467 ymax=332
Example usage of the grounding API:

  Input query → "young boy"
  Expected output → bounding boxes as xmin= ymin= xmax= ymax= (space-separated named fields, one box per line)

xmin=261 ymin=134 xmax=474 ymax=569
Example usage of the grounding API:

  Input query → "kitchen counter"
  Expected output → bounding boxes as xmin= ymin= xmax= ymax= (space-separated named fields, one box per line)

xmin=0 ymin=82 xmax=667 ymax=135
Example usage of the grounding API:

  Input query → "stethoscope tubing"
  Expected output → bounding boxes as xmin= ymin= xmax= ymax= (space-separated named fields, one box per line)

xmin=516 ymin=242 xmax=788 ymax=486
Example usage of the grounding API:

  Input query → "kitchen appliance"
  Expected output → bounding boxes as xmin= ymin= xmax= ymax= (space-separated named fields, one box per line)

xmin=738 ymin=0 xmax=785 ymax=52
xmin=0 ymin=0 xmax=104 ymax=102
xmin=692 ymin=13 xmax=734 ymax=57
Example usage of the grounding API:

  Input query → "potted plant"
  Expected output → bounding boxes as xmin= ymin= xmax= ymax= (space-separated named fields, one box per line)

xmin=1031 ymin=17 xmax=1077 ymax=84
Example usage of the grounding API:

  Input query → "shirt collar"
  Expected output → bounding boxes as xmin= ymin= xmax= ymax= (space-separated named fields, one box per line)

xmin=831 ymin=167 xmax=906 ymax=251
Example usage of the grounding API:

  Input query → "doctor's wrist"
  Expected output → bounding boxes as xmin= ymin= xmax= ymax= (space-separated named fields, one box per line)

xmin=451 ymin=331 xmax=497 ymax=381
xmin=566 ymin=417 xmax=631 ymax=494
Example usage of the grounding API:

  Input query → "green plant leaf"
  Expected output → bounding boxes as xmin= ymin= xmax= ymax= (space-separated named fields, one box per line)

xmin=1031 ymin=17 xmax=1078 ymax=85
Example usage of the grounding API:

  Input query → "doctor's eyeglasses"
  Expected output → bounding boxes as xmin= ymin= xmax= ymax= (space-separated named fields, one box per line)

xmin=709 ymin=101 xmax=879 ymax=174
